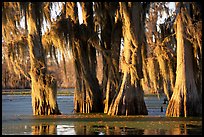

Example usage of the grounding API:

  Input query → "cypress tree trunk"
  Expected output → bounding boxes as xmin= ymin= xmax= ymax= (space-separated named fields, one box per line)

xmin=96 ymin=3 xmax=122 ymax=113
xmin=108 ymin=2 xmax=148 ymax=116
xmin=72 ymin=2 xmax=103 ymax=113
xmin=166 ymin=4 xmax=201 ymax=117
xmin=103 ymin=23 xmax=122 ymax=113
xmin=27 ymin=3 xmax=60 ymax=115
xmin=73 ymin=40 xmax=103 ymax=113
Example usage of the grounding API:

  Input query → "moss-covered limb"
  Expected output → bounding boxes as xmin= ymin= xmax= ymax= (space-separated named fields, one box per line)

xmin=3 ymin=31 xmax=30 ymax=82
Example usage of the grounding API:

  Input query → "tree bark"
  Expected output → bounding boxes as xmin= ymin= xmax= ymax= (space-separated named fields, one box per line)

xmin=95 ymin=3 xmax=122 ymax=113
xmin=166 ymin=5 xmax=201 ymax=117
xmin=27 ymin=3 xmax=60 ymax=115
xmin=72 ymin=2 xmax=103 ymax=113
xmin=108 ymin=2 xmax=148 ymax=116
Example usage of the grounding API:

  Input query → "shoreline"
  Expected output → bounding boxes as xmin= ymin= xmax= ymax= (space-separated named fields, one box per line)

xmin=3 ymin=113 xmax=202 ymax=123
xmin=2 ymin=88 xmax=162 ymax=97
xmin=2 ymin=88 xmax=74 ymax=96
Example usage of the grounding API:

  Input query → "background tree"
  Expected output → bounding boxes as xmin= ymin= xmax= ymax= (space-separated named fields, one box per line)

xmin=144 ymin=2 xmax=176 ymax=100
xmin=93 ymin=2 xmax=122 ymax=113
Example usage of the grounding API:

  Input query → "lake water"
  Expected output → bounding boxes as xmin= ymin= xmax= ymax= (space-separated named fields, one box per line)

xmin=2 ymin=94 xmax=202 ymax=135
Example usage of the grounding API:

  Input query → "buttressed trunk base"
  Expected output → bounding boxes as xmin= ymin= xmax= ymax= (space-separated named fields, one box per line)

xmin=31 ymin=72 xmax=61 ymax=115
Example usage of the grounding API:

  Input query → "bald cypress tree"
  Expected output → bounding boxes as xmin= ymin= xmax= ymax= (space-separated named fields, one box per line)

xmin=166 ymin=2 xmax=202 ymax=117
xmin=2 ymin=2 xmax=61 ymax=115
xmin=108 ymin=2 xmax=149 ymax=116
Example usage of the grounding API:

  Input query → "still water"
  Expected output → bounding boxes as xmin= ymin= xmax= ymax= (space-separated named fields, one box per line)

xmin=2 ymin=94 xmax=202 ymax=135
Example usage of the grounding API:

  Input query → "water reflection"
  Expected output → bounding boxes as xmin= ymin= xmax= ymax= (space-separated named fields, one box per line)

xmin=2 ymin=95 xmax=202 ymax=135
xmin=32 ymin=124 xmax=57 ymax=135
xmin=143 ymin=123 xmax=202 ymax=135
xmin=184 ymin=124 xmax=202 ymax=135
xmin=30 ymin=122 xmax=202 ymax=135
xmin=57 ymin=125 xmax=76 ymax=135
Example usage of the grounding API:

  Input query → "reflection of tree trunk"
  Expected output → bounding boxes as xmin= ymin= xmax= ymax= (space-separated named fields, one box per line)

xmin=114 ymin=126 xmax=121 ymax=135
xmin=73 ymin=124 xmax=85 ymax=135
xmin=32 ymin=124 xmax=57 ymax=135
xmin=166 ymin=4 xmax=201 ymax=117
xmin=27 ymin=3 xmax=60 ymax=115
xmin=108 ymin=2 xmax=148 ymax=116
xmin=182 ymin=124 xmax=187 ymax=135
xmin=73 ymin=124 xmax=93 ymax=135
xmin=105 ymin=125 xmax=110 ymax=135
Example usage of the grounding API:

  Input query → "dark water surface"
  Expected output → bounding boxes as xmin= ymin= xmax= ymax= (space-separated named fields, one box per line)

xmin=2 ymin=94 xmax=202 ymax=135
